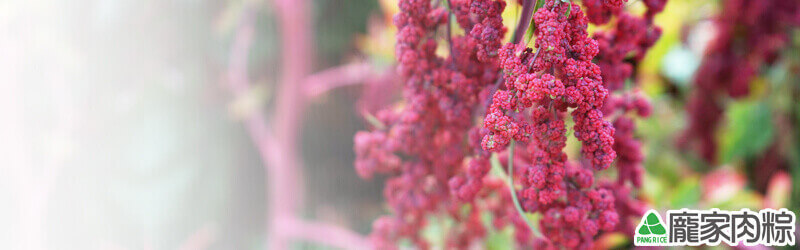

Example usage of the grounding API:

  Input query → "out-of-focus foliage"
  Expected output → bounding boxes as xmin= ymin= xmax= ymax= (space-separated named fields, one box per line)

xmin=720 ymin=101 xmax=774 ymax=164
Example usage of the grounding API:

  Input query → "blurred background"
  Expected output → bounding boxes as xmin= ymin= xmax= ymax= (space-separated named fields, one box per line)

xmin=0 ymin=0 xmax=796 ymax=249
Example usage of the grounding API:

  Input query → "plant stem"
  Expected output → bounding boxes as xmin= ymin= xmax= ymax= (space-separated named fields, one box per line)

xmin=511 ymin=0 xmax=537 ymax=44
xmin=226 ymin=3 xmax=369 ymax=248
xmin=445 ymin=0 xmax=456 ymax=59
xmin=505 ymin=140 xmax=542 ymax=237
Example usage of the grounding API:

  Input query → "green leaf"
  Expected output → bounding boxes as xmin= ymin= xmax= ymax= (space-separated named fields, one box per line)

xmin=525 ymin=0 xmax=547 ymax=43
xmin=669 ymin=176 xmax=700 ymax=208
xmin=719 ymin=101 xmax=774 ymax=163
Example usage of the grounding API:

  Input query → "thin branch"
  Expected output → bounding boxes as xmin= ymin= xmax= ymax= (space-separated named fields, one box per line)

xmin=527 ymin=47 xmax=542 ymax=70
xmin=304 ymin=62 xmax=374 ymax=98
xmin=489 ymin=143 xmax=542 ymax=237
xmin=445 ymin=0 xmax=456 ymax=60
xmin=505 ymin=140 xmax=542 ymax=237
xmin=477 ymin=0 xmax=544 ymax=118
xmin=225 ymin=3 xmax=368 ymax=248
xmin=511 ymin=0 xmax=538 ymax=44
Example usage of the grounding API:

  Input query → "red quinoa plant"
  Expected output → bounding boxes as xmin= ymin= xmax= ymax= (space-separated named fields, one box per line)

xmin=355 ymin=0 xmax=667 ymax=248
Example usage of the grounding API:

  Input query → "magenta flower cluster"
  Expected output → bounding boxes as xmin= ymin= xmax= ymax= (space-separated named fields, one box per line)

xmin=483 ymin=3 xmax=616 ymax=171
xmin=585 ymin=0 xmax=667 ymax=235
xmin=355 ymin=0 xmax=512 ymax=248
xmin=355 ymin=0 xmax=669 ymax=248
xmin=479 ymin=2 xmax=623 ymax=248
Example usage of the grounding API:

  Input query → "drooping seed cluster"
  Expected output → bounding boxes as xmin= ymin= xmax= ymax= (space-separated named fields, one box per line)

xmin=483 ymin=2 xmax=616 ymax=171
xmin=590 ymin=1 xmax=665 ymax=175
xmin=356 ymin=0 xmax=670 ymax=248
xmin=603 ymin=93 xmax=651 ymax=186
xmin=355 ymin=0 xmax=512 ymax=248
xmin=681 ymin=0 xmax=800 ymax=163
xmin=585 ymin=0 xmax=667 ymax=234
xmin=539 ymin=165 xmax=620 ymax=249
xmin=593 ymin=14 xmax=662 ymax=90
xmin=479 ymin=1 xmax=623 ymax=248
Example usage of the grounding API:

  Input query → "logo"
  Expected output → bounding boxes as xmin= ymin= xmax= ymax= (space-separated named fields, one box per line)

xmin=633 ymin=208 xmax=796 ymax=247
xmin=634 ymin=210 xmax=668 ymax=245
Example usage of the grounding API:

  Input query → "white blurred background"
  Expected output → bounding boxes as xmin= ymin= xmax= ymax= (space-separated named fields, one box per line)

xmin=0 ymin=0 xmax=384 ymax=249
xmin=1 ymin=1 xmax=256 ymax=249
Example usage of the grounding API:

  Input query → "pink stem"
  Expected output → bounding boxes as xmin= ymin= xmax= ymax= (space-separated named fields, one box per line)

xmin=269 ymin=0 xmax=310 ymax=247
xmin=225 ymin=2 xmax=368 ymax=249
xmin=305 ymin=62 xmax=374 ymax=98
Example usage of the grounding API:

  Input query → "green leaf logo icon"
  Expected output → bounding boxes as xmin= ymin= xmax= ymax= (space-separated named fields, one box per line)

xmin=636 ymin=211 xmax=667 ymax=236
